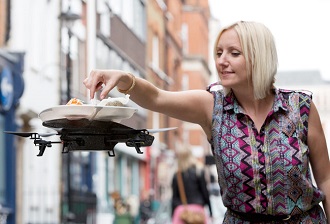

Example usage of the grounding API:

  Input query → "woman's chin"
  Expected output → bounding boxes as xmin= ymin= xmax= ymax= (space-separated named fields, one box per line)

xmin=220 ymin=81 xmax=231 ymax=88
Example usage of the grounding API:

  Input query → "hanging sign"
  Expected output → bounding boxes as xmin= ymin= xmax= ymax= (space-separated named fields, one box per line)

xmin=0 ymin=67 xmax=14 ymax=111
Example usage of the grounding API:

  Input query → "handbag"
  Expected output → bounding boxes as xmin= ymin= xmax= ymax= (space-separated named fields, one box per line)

xmin=176 ymin=170 xmax=205 ymax=224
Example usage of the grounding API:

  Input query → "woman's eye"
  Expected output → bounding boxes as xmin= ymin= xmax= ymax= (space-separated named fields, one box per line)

xmin=231 ymin=52 xmax=241 ymax=57
xmin=216 ymin=52 xmax=222 ymax=57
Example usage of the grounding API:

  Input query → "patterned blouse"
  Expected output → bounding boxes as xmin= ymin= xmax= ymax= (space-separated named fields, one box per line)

xmin=207 ymin=86 xmax=326 ymax=223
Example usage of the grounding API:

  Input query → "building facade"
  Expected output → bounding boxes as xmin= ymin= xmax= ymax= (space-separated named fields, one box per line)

xmin=0 ymin=0 xmax=25 ymax=223
xmin=92 ymin=0 xmax=148 ymax=222
xmin=0 ymin=0 xmax=217 ymax=223
xmin=0 ymin=51 xmax=25 ymax=224
xmin=7 ymin=0 xmax=63 ymax=223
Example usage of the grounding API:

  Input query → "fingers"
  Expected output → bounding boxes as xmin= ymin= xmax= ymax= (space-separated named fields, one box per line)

xmin=83 ymin=69 xmax=119 ymax=100
xmin=100 ymin=83 xmax=112 ymax=99
xmin=83 ymin=70 xmax=102 ymax=99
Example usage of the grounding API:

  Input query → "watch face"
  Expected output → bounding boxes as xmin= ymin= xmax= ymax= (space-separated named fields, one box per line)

xmin=0 ymin=67 xmax=14 ymax=111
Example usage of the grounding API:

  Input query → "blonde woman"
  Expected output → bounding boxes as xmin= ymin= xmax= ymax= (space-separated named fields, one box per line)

xmin=84 ymin=21 xmax=330 ymax=223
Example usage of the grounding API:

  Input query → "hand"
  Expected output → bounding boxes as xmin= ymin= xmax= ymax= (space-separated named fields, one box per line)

xmin=83 ymin=69 xmax=130 ymax=99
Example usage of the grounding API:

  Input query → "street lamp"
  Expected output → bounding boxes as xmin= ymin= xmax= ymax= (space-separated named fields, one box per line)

xmin=58 ymin=5 xmax=80 ymax=222
xmin=59 ymin=5 xmax=81 ymax=101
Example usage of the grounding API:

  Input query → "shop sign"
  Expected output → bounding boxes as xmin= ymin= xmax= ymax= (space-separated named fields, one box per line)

xmin=0 ymin=67 xmax=14 ymax=111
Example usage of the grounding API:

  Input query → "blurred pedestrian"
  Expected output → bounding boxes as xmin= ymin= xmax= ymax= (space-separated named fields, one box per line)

xmin=139 ymin=192 xmax=153 ymax=224
xmin=127 ymin=195 xmax=139 ymax=224
xmin=111 ymin=191 xmax=133 ymax=224
xmin=171 ymin=145 xmax=212 ymax=224
xmin=84 ymin=20 xmax=330 ymax=223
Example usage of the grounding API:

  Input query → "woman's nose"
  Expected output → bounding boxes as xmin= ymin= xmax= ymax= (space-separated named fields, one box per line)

xmin=217 ymin=54 xmax=228 ymax=66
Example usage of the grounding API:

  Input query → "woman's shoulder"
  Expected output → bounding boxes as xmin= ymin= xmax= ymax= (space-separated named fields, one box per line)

xmin=276 ymin=88 xmax=313 ymax=115
xmin=207 ymin=82 xmax=225 ymax=95
xmin=206 ymin=83 xmax=226 ymax=106
xmin=277 ymin=88 xmax=312 ymax=98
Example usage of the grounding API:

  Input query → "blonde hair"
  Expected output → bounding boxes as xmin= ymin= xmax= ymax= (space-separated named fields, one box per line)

xmin=213 ymin=21 xmax=278 ymax=99
xmin=176 ymin=145 xmax=196 ymax=172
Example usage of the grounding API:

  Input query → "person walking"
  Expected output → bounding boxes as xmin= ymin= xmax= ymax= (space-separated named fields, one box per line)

xmin=171 ymin=146 xmax=212 ymax=224
xmin=84 ymin=21 xmax=330 ymax=223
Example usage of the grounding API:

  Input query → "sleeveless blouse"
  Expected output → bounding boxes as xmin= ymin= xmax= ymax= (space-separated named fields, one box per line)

xmin=207 ymin=86 xmax=326 ymax=223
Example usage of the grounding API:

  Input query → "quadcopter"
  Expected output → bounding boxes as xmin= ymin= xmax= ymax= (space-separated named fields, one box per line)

xmin=5 ymin=118 xmax=175 ymax=157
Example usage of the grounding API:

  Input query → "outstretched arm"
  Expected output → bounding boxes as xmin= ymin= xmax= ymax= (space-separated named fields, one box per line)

xmin=84 ymin=69 xmax=214 ymax=137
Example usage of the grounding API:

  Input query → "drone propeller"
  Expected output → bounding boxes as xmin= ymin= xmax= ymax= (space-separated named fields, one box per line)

xmin=147 ymin=127 xmax=177 ymax=133
xmin=38 ymin=132 xmax=58 ymax=137
xmin=4 ymin=131 xmax=58 ymax=138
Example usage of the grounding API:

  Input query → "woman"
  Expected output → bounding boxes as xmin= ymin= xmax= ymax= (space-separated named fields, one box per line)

xmin=84 ymin=21 xmax=330 ymax=223
xmin=171 ymin=146 xmax=212 ymax=224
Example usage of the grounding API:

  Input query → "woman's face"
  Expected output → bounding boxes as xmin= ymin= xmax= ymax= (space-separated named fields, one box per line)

xmin=215 ymin=28 xmax=248 ymax=90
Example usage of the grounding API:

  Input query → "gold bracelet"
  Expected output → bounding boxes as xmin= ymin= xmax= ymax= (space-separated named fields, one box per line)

xmin=117 ymin=73 xmax=136 ymax=95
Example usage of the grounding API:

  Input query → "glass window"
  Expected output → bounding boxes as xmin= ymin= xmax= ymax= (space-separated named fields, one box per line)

xmin=108 ymin=0 xmax=146 ymax=41
xmin=100 ymin=7 xmax=111 ymax=37
xmin=0 ymin=115 xmax=5 ymax=204
xmin=108 ymin=0 xmax=122 ymax=15
xmin=122 ymin=61 xmax=130 ymax=72
xmin=73 ymin=39 xmax=86 ymax=98
xmin=152 ymin=35 xmax=159 ymax=68
xmin=122 ymin=0 xmax=134 ymax=29
xmin=182 ymin=23 xmax=189 ymax=54
xmin=109 ymin=50 xmax=117 ymax=69
xmin=113 ymin=52 xmax=123 ymax=70
xmin=96 ymin=38 xmax=141 ymax=79
xmin=134 ymin=0 xmax=146 ymax=41
xmin=96 ymin=39 xmax=110 ymax=69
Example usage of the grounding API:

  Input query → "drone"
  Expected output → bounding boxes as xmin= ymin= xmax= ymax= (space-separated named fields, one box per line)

xmin=5 ymin=118 xmax=175 ymax=157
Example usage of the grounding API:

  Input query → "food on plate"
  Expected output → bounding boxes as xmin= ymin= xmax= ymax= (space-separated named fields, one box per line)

xmin=66 ymin=98 xmax=83 ymax=105
xmin=97 ymin=95 xmax=130 ymax=107
xmin=102 ymin=101 xmax=124 ymax=106
xmin=65 ymin=95 xmax=130 ymax=107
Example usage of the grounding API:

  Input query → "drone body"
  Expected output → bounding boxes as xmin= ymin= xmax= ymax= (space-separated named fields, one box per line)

xmin=5 ymin=118 xmax=162 ymax=157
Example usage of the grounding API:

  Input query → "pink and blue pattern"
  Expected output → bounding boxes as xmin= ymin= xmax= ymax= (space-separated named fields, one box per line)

xmin=207 ymin=86 xmax=326 ymax=223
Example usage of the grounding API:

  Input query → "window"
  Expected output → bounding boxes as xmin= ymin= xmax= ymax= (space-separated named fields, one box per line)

xmin=152 ymin=35 xmax=159 ymax=68
xmin=108 ymin=0 xmax=122 ymax=15
xmin=97 ymin=0 xmax=111 ymax=37
xmin=181 ymin=23 xmax=189 ymax=54
xmin=108 ymin=0 xmax=146 ymax=41
xmin=122 ymin=0 xmax=134 ymax=29
xmin=95 ymin=38 xmax=140 ymax=76
xmin=73 ymin=39 xmax=86 ymax=99
xmin=133 ymin=0 xmax=146 ymax=41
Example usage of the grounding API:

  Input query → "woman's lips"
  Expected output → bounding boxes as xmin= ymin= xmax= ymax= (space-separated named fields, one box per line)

xmin=221 ymin=71 xmax=234 ymax=78
xmin=222 ymin=70 xmax=233 ymax=74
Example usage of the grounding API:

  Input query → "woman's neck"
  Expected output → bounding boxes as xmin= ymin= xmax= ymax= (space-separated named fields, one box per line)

xmin=234 ymin=90 xmax=275 ymax=132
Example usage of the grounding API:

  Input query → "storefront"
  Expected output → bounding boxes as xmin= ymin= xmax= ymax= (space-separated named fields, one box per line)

xmin=0 ymin=51 xmax=24 ymax=224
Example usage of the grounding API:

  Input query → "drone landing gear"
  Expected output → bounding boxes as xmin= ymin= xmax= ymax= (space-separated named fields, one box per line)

xmin=105 ymin=142 xmax=117 ymax=157
xmin=108 ymin=149 xmax=115 ymax=157
xmin=62 ymin=143 xmax=69 ymax=154
xmin=127 ymin=140 xmax=143 ymax=154
xmin=105 ymin=140 xmax=143 ymax=157
xmin=34 ymin=139 xmax=61 ymax=157
xmin=37 ymin=144 xmax=47 ymax=157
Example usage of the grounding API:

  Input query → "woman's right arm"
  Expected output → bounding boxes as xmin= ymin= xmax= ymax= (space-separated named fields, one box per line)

xmin=84 ymin=69 xmax=214 ymax=136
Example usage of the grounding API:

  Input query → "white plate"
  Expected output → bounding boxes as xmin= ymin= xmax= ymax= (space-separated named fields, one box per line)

xmin=39 ymin=105 xmax=137 ymax=122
